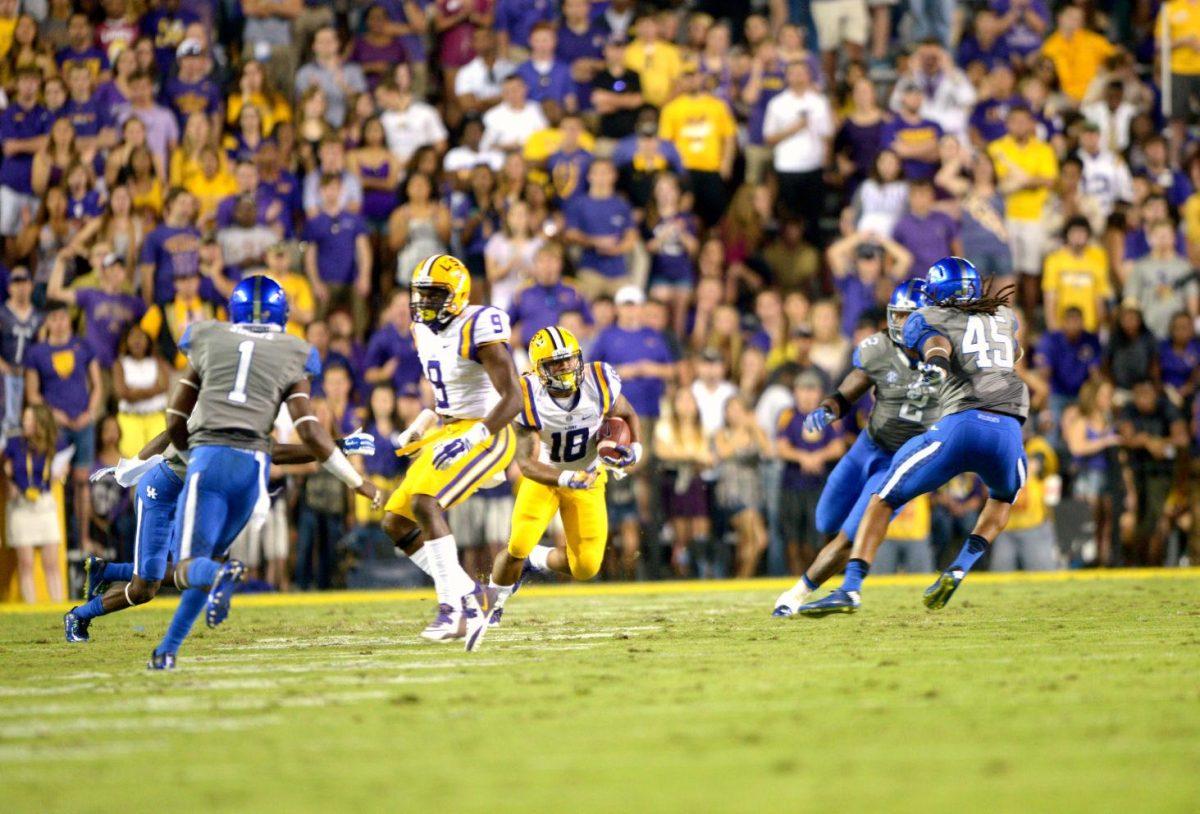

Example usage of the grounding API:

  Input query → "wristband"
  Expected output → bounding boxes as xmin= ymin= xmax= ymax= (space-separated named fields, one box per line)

xmin=828 ymin=391 xmax=852 ymax=419
xmin=629 ymin=442 xmax=643 ymax=463
xmin=322 ymin=448 xmax=364 ymax=489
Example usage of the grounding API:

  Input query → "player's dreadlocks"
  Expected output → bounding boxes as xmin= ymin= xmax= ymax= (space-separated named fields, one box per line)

xmin=930 ymin=276 xmax=1015 ymax=316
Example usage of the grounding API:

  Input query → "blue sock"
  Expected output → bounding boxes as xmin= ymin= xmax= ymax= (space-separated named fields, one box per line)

xmin=74 ymin=595 xmax=107 ymax=621
xmin=104 ymin=563 xmax=134 ymax=582
xmin=186 ymin=558 xmax=221 ymax=589
xmin=949 ymin=534 xmax=990 ymax=575
xmin=801 ymin=573 xmax=818 ymax=591
xmin=840 ymin=558 xmax=870 ymax=593
xmin=156 ymin=588 xmax=207 ymax=655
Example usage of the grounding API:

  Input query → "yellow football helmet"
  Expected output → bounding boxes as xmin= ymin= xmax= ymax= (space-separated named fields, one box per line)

xmin=410 ymin=254 xmax=470 ymax=328
xmin=529 ymin=326 xmax=583 ymax=394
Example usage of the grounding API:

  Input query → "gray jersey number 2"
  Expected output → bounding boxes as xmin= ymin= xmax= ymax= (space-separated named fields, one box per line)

xmin=227 ymin=340 xmax=255 ymax=404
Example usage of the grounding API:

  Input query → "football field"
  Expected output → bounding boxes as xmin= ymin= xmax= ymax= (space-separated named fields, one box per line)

xmin=1 ymin=570 xmax=1198 ymax=814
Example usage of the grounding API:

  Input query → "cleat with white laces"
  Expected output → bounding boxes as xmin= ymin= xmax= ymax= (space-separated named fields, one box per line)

xmin=420 ymin=603 xmax=465 ymax=642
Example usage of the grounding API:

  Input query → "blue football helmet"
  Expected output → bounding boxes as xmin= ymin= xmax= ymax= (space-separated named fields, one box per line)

xmin=229 ymin=274 xmax=289 ymax=328
xmin=887 ymin=278 xmax=928 ymax=343
xmin=925 ymin=256 xmax=981 ymax=303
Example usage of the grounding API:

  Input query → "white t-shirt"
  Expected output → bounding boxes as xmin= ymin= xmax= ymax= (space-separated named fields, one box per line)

xmin=454 ymin=57 xmax=516 ymax=105
xmin=380 ymin=101 xmax=448 ymax=164
xmin=484 ymin=233 xmax=544 ymax=313
xmin=481 ymin=102 xmax=548 ymax=152
xmin=691 ymin=380 xmax=738 ymax=436
xmin=763 ymin=89 xmax=833 ymax=173
xmin=443 ymin=145 xmax=506 ymax=175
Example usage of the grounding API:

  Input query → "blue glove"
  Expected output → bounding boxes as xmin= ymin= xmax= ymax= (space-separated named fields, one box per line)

xmin=337 ymin=428 xmax=376 ymax=457
xmin=803 ymin=407 xmax=834 ymax=434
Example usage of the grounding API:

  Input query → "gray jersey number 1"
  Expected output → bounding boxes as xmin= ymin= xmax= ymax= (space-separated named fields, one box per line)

xmin=227 ymin=340 xmax=255 ymax=404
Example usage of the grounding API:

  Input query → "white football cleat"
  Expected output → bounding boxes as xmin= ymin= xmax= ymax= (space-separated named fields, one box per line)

xmin=463 ymin=588 xmax=491 ymax=652
xmin=420 ymin=603 xmax=465 ymax=642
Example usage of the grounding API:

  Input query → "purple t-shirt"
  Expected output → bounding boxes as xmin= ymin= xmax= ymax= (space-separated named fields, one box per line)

xmin=747 ymin=66 xmax=787 ymax=146
xmin=67 ymin=190 xmax=104 ymax=221
xmin=494 ymin=0 xmax=556 ymax=49
xmin=26 ymin=337 xmax=94 ymax=417
xmin=1160 ymin=339 xmax=1200 ymax=390
xmin=301 ymin=210 xmax=367 ymax=285
xmin=514 ymin=60 xmax=575 ymax=105
xmin=161 ymin=76 xmax=222 ymax=128
xmin=1033 ymin=330 xmax=1101 ymax=397
xmin=894 ymin=211 xmax=959 ymax=277
xmin=508 ymin=281 xmax=592 ymax=344
xmin=989 ymin=0 xmax=1050 ymax=57
xmin=836 ymin=272 xmax=877 ymax=337
xmin=589 ymin=324 xmax=673 ymax=417
xmin=62 ymin=96 xmax=111 ymax=138
xmin=556 ymin=20 xmax=605 ymax=64
xmin=5 ymin=436 xmax=59 ymax=492
xmin=644 ymin=213 xmax=697 ymax=285
xmin=139 ymin=224 xmax=201 ymax=304
xmin=75 ymin=289 xmax=146 ymax=367
xmin=881 ymin=116 xmax=943 ymax=180
xmin=546 ymin=148 xmax=592 ymax=202
xmin=0 ymin=103 xmax=51 ymax=194
xmin=969 ymin=96 xmax=1023 ymax=144
xmin=56 ymin=46 xmax=110 ymax=76
xmin=564 ymin=194 xmax=633 ymax=278
xmin=955 ymin=35 xmax=1011 ymax=70
xmin=350 ymin=36 xmax=410 ymax=89
xmin=363 ymin=323 xmax=423 ymax=397
xmin=141 ymin=8 xmax=201 ymax=76
xmin=778 ymin=408 xmax=843 ymax=490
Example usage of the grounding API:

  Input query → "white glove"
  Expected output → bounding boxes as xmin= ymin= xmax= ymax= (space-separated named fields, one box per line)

xmin=112 ymin=454 xmax=165 ymax=488
xmin=394 ymin=408 xmax=439 ymax=448
xmin=337 ymin=427 xmax=376 ymax=456
xmin=432 ymin=423 xmax=491 ymax=470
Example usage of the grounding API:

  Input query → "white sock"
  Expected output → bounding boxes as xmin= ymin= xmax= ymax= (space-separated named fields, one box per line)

xmin=406 ymin=546 xmax=432 ymax=576
xmin=527 ymin=545 xmax=551 ymax=573
xmin=793 ymin=580 xmax=813 ymax=601
xmin=424 ymin=535 xmax=476 ymax=605
xmin=488 ymin=579 xmax=515 ymax=608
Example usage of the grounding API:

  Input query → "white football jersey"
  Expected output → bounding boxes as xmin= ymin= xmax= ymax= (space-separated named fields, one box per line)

xmin=412 ymin=305 xmax=512 ymax=420
xmin=517 ymin=361 xmax=622 ymax=472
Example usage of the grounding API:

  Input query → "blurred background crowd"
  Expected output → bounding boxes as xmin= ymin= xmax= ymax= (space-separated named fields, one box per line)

xmin=1 ymin=0 xmax=1198 ymax=602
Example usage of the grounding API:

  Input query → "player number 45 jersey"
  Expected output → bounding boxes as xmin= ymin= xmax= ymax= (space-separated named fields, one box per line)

xmin=517 ymin=362 xmax=622 ymax=472
xmin=413 ymin=305 xmax=511 ymax=420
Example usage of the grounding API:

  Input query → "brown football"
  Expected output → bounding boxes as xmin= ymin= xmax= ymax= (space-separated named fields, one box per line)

xmin=596 ymin=417 xmax=632 ymax=463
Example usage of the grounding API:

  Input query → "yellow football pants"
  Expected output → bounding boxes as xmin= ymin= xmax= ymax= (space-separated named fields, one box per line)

xmin=507 ymin=470 xmax=608 ymax=580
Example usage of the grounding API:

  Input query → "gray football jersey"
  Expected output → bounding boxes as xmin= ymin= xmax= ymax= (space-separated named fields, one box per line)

xmin=182 ymin=321 xmax=316 ymax=453
xmin=909 ymin=305 xmax=1029 ymax=420
xmin=854 ymin=331 xmax=939 ymax=453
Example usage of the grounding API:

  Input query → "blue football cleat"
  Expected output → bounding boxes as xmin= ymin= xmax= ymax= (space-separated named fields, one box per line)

xmin=63 ymin=609 xmax=91 ymax=642
xmin=922 ymin=569 xmax=964 ymax=610
xmin=147 ymin=650 xmax=176 ymax=670
xmin=205 ymin=560 xmax=247 ymax=628
xmin=771 ymin=604 xmax=795 ymax=618
xmin=83 ymin=555 xmax=109 ymax=601
xmin=797 ymin=589 xmax=861 ymax=617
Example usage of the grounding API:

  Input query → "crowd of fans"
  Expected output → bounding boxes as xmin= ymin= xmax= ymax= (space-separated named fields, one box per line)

xmin=1 ymin=0 xmax=1198 ymax=601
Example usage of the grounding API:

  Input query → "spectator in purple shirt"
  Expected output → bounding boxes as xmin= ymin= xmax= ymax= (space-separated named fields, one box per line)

xmin=48 ymin=249 xmax=145 ymax=369
xmin=545 ymin=113 xmax=592 ymax=202
xmin=882 ymin=81 xmax=942 ymax=181
xmin=955 ymin=10 xmax=1011 ymax=71
xmin=302 ymin=173 xmax=372 ymax=332
xmin=556 ymin=0 xmax=606 ymax=106
xmin=1159 ymin=312 xmax=1200 ymax=399
xmin=508 ymin=241 xmax=592 ymax=344
xmin=138 ymin=188 xmax=202 ymax=305
xmin=564 ymin=158 xmax=637 ymax=299
xmin=140 ymin=0 xmax=201 ymax=77
xmin=513 ymin=23 xmax=576 ymax=110
xmin=25 ymin=301 xmax=103 ymax=550
xmin=56 ymin=14 xmax=111 ymax=82
xmin=589 ymin=285 xmax=675 ymax=421
xmin=892 ymin=179 xmax=961 ymax=276
xmin=990 ymin=0 xmax=1049 ymax=65
xmin=0 ymin=67 xmax=51 ymax=238
xmin=1034 ymin=305 xmax=1101 ymax=422
xmin=62 ymin=63 xmax=114 ymax=150
xmin=968 ymin=65 xmax=1022 ymax=147
xmin=115 ymin=71 xmax=180 ymax=178
xmin=215 ymin=160 xmax=285 ymax=234
xmin=495 ymin=0 xmax=557 ymax=54
xmin=161 ymin=38 xmax=223 ymax=131
xmin=363 ymin=290 xmax=423 ymax=398
xmin=353 ymin=4 xmax=412 ymax=91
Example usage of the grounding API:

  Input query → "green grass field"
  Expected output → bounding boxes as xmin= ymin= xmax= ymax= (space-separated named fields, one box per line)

xmin=1 ymin=571 xmax=1199 ymax=814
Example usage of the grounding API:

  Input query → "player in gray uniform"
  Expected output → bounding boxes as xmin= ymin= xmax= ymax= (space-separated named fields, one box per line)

xmin=144 ymin=276 xmax=383 ymax=669
xmin=774 ymin=280 xmax=936 ymax=616
xmin=799 ymin=257 xmax=1030 ymax=616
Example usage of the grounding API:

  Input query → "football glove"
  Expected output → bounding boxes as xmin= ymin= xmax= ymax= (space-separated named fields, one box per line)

xmin=802 ymin=407 xmax=834 ymax=434
xmin=907 ymin=360 xmax=949 ymax=401
xmin=610 ymin=441 xmax=643 ymax=468
xmin=337 ymin=428 xmax=376 ymax=457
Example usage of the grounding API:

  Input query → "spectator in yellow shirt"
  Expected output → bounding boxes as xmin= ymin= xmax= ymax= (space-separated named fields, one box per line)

xmin=1040 ymin=5 xmax=1115 ymax=103
xmin=624 ymin=13 xmax=683 ymax=109
xmin=658 ymin=67 xmax=736 ymax=226
xmin=264 ymin=241 xmax=316 ymax=339
xmin=1158 ymin=0 xmax=1200 ymax=152
xmin=873 ymin=494 xmax=933 ymax=574
xmin=1042 ymin=215 xmax=1112 ymax=331
xmin=988 ymin=106 xmax=1059 ymax=300
xmin=992 ymin=433 xmax=1060 ymax=570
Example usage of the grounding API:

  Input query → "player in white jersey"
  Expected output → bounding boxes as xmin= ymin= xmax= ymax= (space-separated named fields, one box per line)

xmin=469 ymin=326 xmax=642 ymax=651
xmin=382 ymin=254 xmax=523 ymax=643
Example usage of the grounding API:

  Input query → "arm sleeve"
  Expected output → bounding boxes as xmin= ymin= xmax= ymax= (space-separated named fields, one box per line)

xmin=305 ymin=346 xmax=322 ymax=378
xmin=177 ymin=322 xmax=196 ymax=355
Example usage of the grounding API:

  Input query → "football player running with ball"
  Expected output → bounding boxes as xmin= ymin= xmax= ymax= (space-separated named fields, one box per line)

xmin=474 ymin=326 xmax=641 ymax=652
xmin=798 ymin=257 xmax=1030 ymax=615
xmin=383 ymin=255 xmax=523 ymax=644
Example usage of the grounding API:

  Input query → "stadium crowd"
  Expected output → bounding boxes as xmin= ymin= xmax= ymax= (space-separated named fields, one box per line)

xmin=1 ymin=0 xmax=1198 ymax=602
